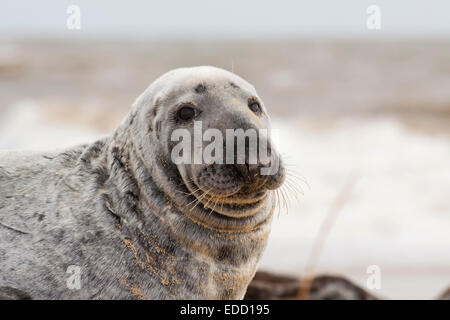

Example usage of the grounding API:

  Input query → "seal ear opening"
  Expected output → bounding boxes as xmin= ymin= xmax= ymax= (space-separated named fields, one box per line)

xmin=145 ymin=104 xmax=160 ymax=134
xmin=155 ymin=120 xmax=161 ymax=140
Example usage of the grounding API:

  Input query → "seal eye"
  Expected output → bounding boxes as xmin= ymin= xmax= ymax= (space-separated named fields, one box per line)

xmin=177 ymin=105 xmax=196 ymax=121
xmin=249 ymin=101 xmax=262 ymax=114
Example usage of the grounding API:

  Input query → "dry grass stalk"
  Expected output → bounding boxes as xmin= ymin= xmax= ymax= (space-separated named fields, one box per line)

xmin=297 ymin=172 xmax=360 ymax=299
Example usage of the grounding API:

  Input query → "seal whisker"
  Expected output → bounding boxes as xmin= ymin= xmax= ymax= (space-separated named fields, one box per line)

xmin=285 ymin=176 xmax=301 ymax=193
xmin=207 ymin=197 xmax=220 ymax=217
xmin=179 ymin=185 xmax=202 ymax=197
xmin=279 ymin=185 xmax=289 ymax=215
xmin=286 ymin=178 xmax=305 ymax=196
xmin=283 ymin=180 xmax=297 ymax=204
xmin=273 ymin=190 xmax=280 ymax=218
xmin=285 ymin=170 xmax=310 ymax=190
xmin=189 ymin=187 xmax=213 ymax=212
xmin=285 ymin=177 xmax=303 ymax=201
xmin=275 ymin=187 xmax=283 ymax=215
xmin=186 ymin=189 xmax=206 ymax=208
xmin=201 ymin=188 xmax=216 ymax=211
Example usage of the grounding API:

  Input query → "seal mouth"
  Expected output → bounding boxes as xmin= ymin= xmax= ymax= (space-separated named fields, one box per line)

xmin=179 ymin=171 xmax=266 ymax=218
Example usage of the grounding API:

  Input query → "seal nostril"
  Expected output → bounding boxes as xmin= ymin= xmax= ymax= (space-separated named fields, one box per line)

xmin=234 ymin=161 xmax=262 ymax=186
xmin=245 ymin=162 xmax=250 ymax=176
xmin=234 ymin=163 xmax=249 ymax=180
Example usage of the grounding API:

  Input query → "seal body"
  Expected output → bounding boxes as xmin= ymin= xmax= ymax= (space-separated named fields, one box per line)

xmin=0 ymin=66 xmax=284 ymax=299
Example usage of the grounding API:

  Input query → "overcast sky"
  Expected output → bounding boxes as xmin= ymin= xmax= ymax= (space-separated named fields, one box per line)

xmin=1 ymin=0 xmax=450 ymax=38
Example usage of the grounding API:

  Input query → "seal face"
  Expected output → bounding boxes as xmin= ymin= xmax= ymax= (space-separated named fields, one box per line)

xmin=0 ymin=66 xmax=285 ymax=299
xmin=147 ymin=67 xmax=285 ymax=226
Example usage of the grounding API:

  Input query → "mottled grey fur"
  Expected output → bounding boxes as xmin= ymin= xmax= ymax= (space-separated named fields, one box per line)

xmin=0 ymin=66 xmax=284 ymax=299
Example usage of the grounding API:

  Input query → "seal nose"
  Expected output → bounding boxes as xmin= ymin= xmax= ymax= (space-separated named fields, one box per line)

xmin=221 ymin=110 xmax=285 ymax=191
xmin=233 ymin=139 xmax=276 ymax=190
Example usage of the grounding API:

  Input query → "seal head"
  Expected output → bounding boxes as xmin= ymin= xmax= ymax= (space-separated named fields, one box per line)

xmin=126 ymin=66 xmax=285 ymax=231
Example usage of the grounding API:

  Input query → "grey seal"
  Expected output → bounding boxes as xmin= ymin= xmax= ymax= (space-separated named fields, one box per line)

xmin=0 ymin=66 xmax=285 ymax=299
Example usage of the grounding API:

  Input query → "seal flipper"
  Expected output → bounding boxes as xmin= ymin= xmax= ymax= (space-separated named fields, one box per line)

xmin=0 ymin=286 xmax=32 ymax=300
